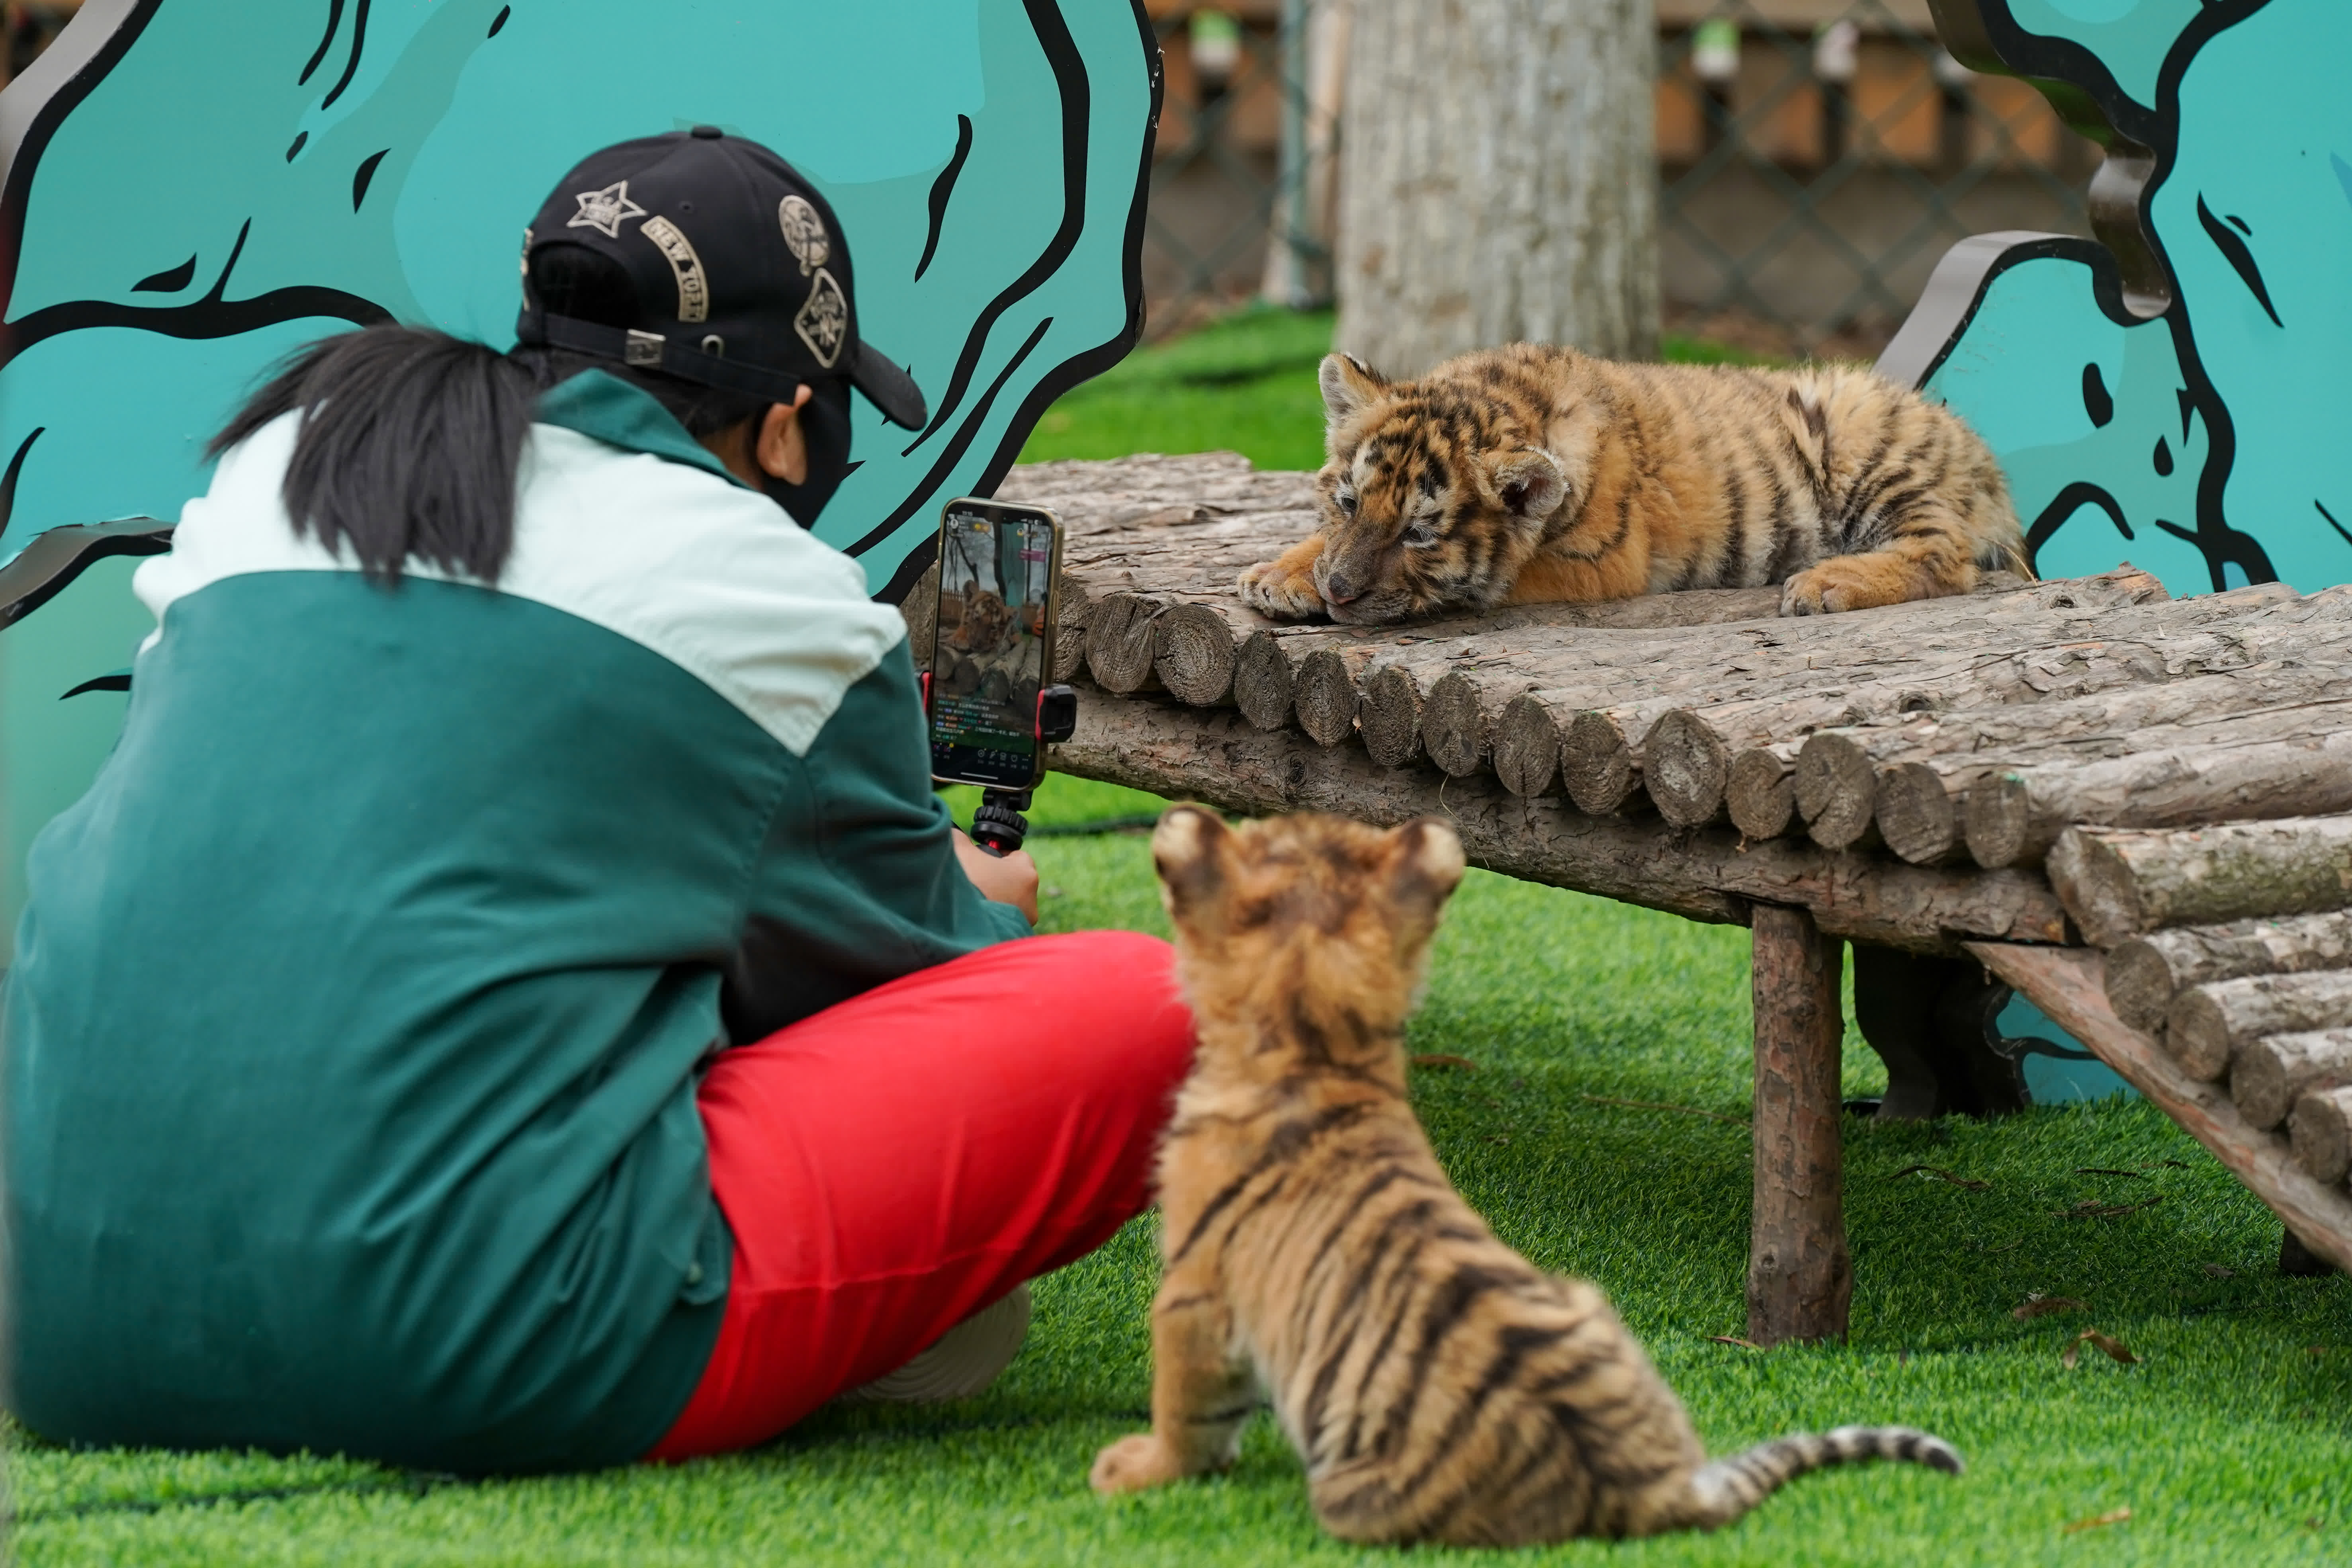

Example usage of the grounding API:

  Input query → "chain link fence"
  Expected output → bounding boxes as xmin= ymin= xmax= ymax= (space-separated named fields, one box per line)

xmin=1141 ymin=0 xmax=1339 ymax=336
xmin=1145 ymin=0 xmax=2095 ymax=356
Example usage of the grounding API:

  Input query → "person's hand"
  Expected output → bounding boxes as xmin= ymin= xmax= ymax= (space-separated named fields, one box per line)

xmin=952 ymin=828 xmax=1040 ymax=925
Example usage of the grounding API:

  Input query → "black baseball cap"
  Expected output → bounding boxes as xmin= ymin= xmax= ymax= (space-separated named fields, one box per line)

xmin=514 ymin=127 xmax=927 ymax=429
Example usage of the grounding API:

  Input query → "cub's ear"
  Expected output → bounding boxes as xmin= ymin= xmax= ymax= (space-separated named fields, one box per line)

xmin=1152 ymin=805 xmax=1233 ymax=919
xmin=1490 ymin=449 xmax=1566 ymax=521
xmin=1385 ymin=816 xmax=1466 ymax=920
xmin=1319 ymin=352 xmax=1388 ymax=426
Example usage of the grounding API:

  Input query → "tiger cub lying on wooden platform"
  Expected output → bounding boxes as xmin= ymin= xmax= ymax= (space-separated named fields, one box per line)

xmin=1238 ymin=344 xmax=2029 ymax=623
xmin=1091 ymin=807 xmax=1962 ymax=1546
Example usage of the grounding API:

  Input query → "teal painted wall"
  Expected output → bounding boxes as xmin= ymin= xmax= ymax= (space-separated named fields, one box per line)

xmin=0 ymin=0 xmax=1157 ymax=954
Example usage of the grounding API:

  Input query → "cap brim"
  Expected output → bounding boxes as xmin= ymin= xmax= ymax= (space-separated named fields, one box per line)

xmin=849 ymin=340 xmax=927 ymax=430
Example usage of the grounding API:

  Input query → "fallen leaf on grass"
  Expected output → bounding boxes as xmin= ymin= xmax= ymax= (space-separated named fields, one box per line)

xmin=2055 ymin=1197 xmax=2163 ymax=1220
xmin=1891 ymin=1164 xmax=1990 ymax=1190
xmin=2201 ymin=1263 xmax=2238 ymax=1279
xmin=2013 ymin=1294 xmax=2089 ymax=1321
xmin=1410 ymin=1053 xmax=1479 ymax=1072
xmin=2063 ymin=1506 xmax=2131 ymax=1533
xmin=1580 ymin=1094 xmax=1749 ymax=1127
xmin=2074 ymin=1167 xmax=2150 ymax=1179
xmin=2307 ymin=1346 xmax=2330 ymax=1357
xmin=1708 ymin=1336 xmax=1764 ymax=1351
xmin=2061 ymin=1330 xmax=2139 ymax=1369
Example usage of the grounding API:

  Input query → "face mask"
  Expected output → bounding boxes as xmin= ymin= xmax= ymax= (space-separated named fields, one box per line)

xmin=766 ymin=378 xmax=854 ymax=528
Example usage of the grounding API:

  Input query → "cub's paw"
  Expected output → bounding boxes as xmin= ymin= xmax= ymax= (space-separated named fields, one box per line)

xmin=1778 ymin=555 xmax=1913 ymax=616
xmin=1091 ymin=1433 xmax=1185 ymax=1495
xmin=1237 ymin=557 xmax=1329 ymax=620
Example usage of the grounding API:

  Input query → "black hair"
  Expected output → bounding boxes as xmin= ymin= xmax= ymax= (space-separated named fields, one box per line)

xmin=209 ymin=243 xmax=773 ymax=585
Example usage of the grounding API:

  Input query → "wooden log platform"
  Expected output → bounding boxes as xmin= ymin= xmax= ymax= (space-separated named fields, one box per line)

xmin=943 ymin=453 xmax=2352 ymax=1333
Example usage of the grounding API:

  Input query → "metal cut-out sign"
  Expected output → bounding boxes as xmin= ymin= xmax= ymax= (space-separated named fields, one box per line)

xmin=1881 ymin=0 xmax=2349 ymax=596
xmin=0 ymin=0 xmax=1157 ymax=958
xmin=0 ymin=0 xmax=1160 ymax=608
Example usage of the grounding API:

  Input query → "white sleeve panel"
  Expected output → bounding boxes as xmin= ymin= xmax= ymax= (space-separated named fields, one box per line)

xmin=133 ymin=417 xmax=907 ymax=759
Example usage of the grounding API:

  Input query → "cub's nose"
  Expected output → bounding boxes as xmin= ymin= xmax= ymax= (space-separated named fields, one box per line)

xmin=1322 ymin=573 xmax=1360 ymax=604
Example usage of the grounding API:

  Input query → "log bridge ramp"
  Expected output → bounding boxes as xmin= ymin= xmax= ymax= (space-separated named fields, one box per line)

xmin=915 ymin=451 xmax=2352 ymax=1341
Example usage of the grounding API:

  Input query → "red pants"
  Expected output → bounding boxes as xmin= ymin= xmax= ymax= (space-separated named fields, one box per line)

xmin=645 ymin=930 xmax=1194 ymax=1459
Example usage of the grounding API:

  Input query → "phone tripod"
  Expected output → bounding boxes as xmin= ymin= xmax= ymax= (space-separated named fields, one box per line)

xmin=932 ymin=682 xmax=1079 ymax=858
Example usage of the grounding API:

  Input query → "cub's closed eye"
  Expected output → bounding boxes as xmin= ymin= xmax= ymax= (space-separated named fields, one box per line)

xmin=1402 ymin=522 xmax=1439 ymax=547
xmin=1335 ymin=490 xmax=1359 ymax=515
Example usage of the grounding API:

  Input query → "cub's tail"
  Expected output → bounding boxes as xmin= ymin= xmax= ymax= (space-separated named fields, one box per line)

xmin=1681 ymin=1425 xmax=1962 ymax=1528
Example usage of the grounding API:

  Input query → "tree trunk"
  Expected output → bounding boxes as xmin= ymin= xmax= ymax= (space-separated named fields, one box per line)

xmin=2104 ymin=911 xmax=2352 ymax=1036
xmin=1335 ymin=0 xmax=1659 ymax=375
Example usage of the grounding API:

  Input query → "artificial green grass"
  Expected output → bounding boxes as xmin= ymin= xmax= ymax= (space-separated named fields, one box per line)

xmin=17 ymin=319 xmax=2350 ymax=1562
xmin=19 ymin=776 xmax=2352 ymax=1563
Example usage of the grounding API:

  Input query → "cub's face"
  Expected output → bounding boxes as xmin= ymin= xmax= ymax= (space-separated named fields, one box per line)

xmin=1149 ymin=807 xmax=1466 ymax=1060
xmin=1311 ymin=353 xmax=1570 ymax=624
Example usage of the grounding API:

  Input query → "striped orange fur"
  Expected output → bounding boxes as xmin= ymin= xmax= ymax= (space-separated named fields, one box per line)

xmin=1091 ymin=808 xmax=1963 ymax=1546
xmin=1237 ymin=345 xmax=2029 ymax=624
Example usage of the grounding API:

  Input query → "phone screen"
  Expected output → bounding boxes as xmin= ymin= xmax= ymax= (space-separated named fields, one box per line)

xmin=929 ymin=501 xmax=1056 ymax=790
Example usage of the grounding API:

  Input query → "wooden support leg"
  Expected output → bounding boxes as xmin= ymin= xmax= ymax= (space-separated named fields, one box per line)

xmin=1748 ymin=905 xmax=1853 ymax=1345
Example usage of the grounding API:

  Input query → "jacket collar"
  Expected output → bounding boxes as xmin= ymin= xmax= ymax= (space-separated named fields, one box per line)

xmin=534 ymin=370 xmax=751 ymax=491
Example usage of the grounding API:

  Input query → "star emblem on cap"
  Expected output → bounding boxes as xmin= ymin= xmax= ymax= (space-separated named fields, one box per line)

xmin=567 ymin=180 xmax=647 ymax=239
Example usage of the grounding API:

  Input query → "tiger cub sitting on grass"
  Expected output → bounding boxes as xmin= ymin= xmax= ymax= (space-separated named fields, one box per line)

xmin=1238 ymin=344 xmax=2029 ymax=623
xmin=1091 ymin=806 xmax=1962 ymax=1547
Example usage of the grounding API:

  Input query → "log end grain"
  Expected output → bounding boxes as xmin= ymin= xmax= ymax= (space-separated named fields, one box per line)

xmin=2047 ymin=827 xmax=2145 ymax=948
xmin=1422 ymin=671 xmax=1488 ymax=778
xmin=1963 ymin=772 xmax=2033 ymax=869
xmin=1795 ymin=732 xmax=1877 ymax=850
xmin=2289 ymin=1084 xmax=2352 ymax=1186
xmin=1561 ymin=710 xmax=1638 ymax=815
xmin=1875 ymin=761 xmax=1961 ymax=865
xmin=1233 ymin=630 xmax=1295 ymax=731
xmin=1493 ymin=693 xmax=1561 ymax=798
xmin=1643 ymin=709 xmax=1732 ymax=828
xmin=1727 ymin=748 xmax=1796 ymax=840
xmin=1293 ymin=647 xmax=1359 ymax=748
xmin=1151 ymin=601 xmax=1238 ymax=706
xmin=2102 ymin=935 xmax=2178 ymax=1037
xmin=899 ymin=561 xmax=940 ymax=669
xmin=1359 ymin=664 xmax=1424 ymax=768
xmin=1085 ymin=592 xmax=1163 ymax=694
xmin=2231 ymin=1028 xmax=2352 ymax=1132
xmin=2161 ymin=985 xmax=2238 ymax=1081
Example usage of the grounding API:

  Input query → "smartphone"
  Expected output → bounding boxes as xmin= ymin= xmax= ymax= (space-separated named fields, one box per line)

xmin=926 ymin=496 xmax=1063 ymax=791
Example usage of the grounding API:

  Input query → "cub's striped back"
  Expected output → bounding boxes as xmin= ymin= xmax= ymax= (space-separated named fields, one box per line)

xmin=1089 ymin=808 xmax=1962 ymax=1546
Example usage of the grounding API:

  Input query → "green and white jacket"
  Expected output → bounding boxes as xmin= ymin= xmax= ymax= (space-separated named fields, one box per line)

xmin=4 ymin=371 xmax=1028 ymax=1472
